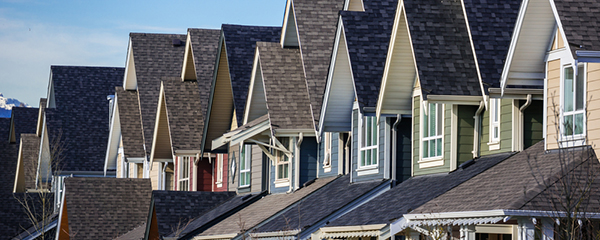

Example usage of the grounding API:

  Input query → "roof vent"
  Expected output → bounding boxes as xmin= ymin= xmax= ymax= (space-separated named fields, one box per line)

xmin=172 ymin=39 xmax=184 ymax=47
xmin=458 ymin=159 xmax=476 ymax=170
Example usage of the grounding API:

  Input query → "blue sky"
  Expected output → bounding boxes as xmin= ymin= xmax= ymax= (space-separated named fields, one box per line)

xmin=0 ymin=0 xmax=286 ymax=107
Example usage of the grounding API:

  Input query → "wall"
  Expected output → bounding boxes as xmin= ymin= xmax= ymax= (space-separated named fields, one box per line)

xmin=228 ymin=143 xmax=240 ymax=192
xmin=456 ymin=105 xmax=476 ymax=165
xmin=396 ymin=117 xmax=412 ymax=182
xmin=587 ymin=63 xmax=600 ymax=153
xmin=196 ymin=157 xmax=212 ymax=191
xmin=251 ymin=144 xmax=263 ymax=193
xmin=299 ymin=137 xmax=318 ymax=186
xmin=351 ymin=109 xmax=389 ymax=183
xmin=547 ymin=59 xmax=561 ymax=149
xmin=318 ymin=132 xmax=340 ymax=178
xmin=522 ymin=100 xmax=544 ymax=149
xmin=412 ymin=96 xmax=452 ymax=176
xmin=480 ymin=98 xmax=514 ymax=156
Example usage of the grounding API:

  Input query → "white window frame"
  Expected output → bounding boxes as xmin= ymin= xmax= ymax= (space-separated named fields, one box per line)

xmin=419 ymin=102 xmax=444 ymax=168
xmin=216 ymin=154 xmax=223 ymax=188
xmin=275 ymin=138 xmax=290 ymax=183
xmin=178 ymin=156 xmax=191 ymax=191
xmin=323 ymin=132 xmax=332 ymax=172
xmin=488 ymin=98 xmax=501 ymax=150
xmin=358 ymin=115 xmax=378 ymax=169
xmin=560 ymin=63 xmax=586 ymax=147
xmin=239 ymin=145 xmax=251 ymax=188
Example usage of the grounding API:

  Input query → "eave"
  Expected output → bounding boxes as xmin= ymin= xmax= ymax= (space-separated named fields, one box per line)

xmin=425 ymin=95 xmax=483 ymax=106
xmin=149 ymin=83 xmax=174 ymax=169
xmin=488 ymin=88 xmax=543 ymax=100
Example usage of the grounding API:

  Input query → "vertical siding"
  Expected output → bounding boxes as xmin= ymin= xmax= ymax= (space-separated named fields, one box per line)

xmin=251 ymin=145 xmax=262 ymax=193
xmin=299 ymin=137 xmax=318 ymax=185
xmin=587 ymin=63 xmax=600 ymax=153
xmin=547 ymin=59 xmax=561 ymax=149
xmin=522 ymin=100 xmax=544 ymax=149
xmin=228 ymin=143 xmax=240 ymax=192
xmin=456 ymin=105 xmax=476 ymax=165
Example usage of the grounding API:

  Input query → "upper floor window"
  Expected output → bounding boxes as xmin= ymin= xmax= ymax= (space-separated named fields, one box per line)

xmin=359 ymin=116 xmax=378 ymax=167
xmin=178 ymin=156 xmax=191 ymax=191
xmin=562 ymin=64 xmax=585 ymax=139
xmin=423 ymin=103 xmax=443 ymax=159
xmin=240 ymin=145 xmax=251 ymax=187
xmin=324 ymin=132 xmax=332 ymax=168
xmin=490 ymin=98 xmax=501 ymax=143
xmin=276 ymin=138 xmax=290 ymax=180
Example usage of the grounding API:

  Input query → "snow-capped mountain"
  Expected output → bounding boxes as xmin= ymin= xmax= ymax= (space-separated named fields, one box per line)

xmin=0 ymin=93 xmax=30 ymax=118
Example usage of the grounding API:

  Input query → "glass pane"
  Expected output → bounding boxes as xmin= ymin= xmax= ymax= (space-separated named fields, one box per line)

xmin=430 ymin=104 xmax=436 ymax=137
xmin=423 ymin=108 xmax=429 ymax=138
xmin=366 ymin=117 xmax=372 ymax=146
xmin=575 ymin=113 xmax=584 ymax=135
xmin=494 ymin=100 xmax=499 ymax=122
xmin=564 ymin=67 xmax=574 ymax=112
xmin=366 ymin=150 xmax=372 ymax=165
xmin=240 ymin=173 xmax=246 ymax=185
xmin=429 ymin=139 xmax=435 ymax=157
xmin=576 ymin=65 xmax=584 ymax=110
xmin=240 ymin=146 xmax=246 ymax=169
xmin=564 ymin=115 xmax=573 ymax=136
xmin=423 ymin=141 xmax=429 ymax=158
xmin=436 ymin=138 xmax=442 ymax=156
xmin=246 ymin=172 xmax=251 ymax=185
xmin=437 ymin=104 xmax=443 ymax=136
xmin=494 ymin=126 xmax=499 ymax=139
xmin=372 ymin=118 xmax=377 ymax=147
xmin=372 ymin=150 xmax=377 ymax=165
xmin=284 ymin=164 xmax=289 ymax=178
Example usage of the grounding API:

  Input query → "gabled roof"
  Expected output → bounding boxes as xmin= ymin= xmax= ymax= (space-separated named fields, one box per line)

xmin=59 ymin=177 xmax=152 ymax=239
xmin=410 ymin=141 xmax=600 ymax=214
xmin=327 ymin=151 xmax=513 ymax=227
xmin=404 ymin=0 xmax=481 ymax=99
xmin=114 ymin=223 xmax=145 ymax=240
xmin=554 ymin=0 xmax=600 ymax=56
xmin=147 ymin=191 xmax=236 ymax=237
xmin=342 ymin=0 xmax=398 ymax=110
xmin=463 ymin=0 xmax=521 ymax=91
xmin=254 ymin=42 xmax=313 ymax=131
xmin=14 ymin=133 xmax=41 ymax=192
xmin=221 ymin=25 xmax=281 ymax=126
xmin=2 ymin=193 xmax=54 ymax=239
xmin=129 ymin=33 xmax=186 ymax=156
xmin=197 ymin=176 xmax=337 ymax=237
xmin=0 ymin=138 xmax=19 ymax=194
xmin=115 ymin=87 xmax=145 ymax=159
xmin=162 ymin=80 xmax=204 ymax=152
xmin=292 ymin=0 xmax=345 ymax=127
xmin=174 ymin=192 xmax=266 ymax=239
xmin=0 ymin=118 xmax=11 ymax=141
xmin=9 ymin=107 xmax=39 ymax=144
xmin=45 ymin=66 xmax=124 ymax=172
xmin=255 ymin=175 xmax=387 ymax=235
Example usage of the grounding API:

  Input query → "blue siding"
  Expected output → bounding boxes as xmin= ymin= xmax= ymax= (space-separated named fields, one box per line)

xmin=299 ymin=137 xmax=318 ymax=185
xmin=396 ymin=117 xmax=412 ymax=182
xmin=351 ymin=109 xmax=389 ymax=183
xmin=318 ymin=132 xmax=340 ymax=178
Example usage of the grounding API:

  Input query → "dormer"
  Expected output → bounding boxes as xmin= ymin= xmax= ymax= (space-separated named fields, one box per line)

xmin=280 ymin=0 xmax=299 ymax=48
xmin=123 ymin=39 xmax=138 ymax=90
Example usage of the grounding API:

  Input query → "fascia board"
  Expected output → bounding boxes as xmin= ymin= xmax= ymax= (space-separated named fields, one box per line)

xmin=181 ymin=32 xmax=195 ymax=81
xmin=280 ymin=0 xmax=293 ymax=47
xmin=149 ymin=83 xmax=173 ymax=170
xmin=201 ymin=33 xmax=227 ymax=156
xmin=500 ymin=0 xmax=532 ymax=95
xmin=318 ymin=16 xmax=345 ymax=136
xmin=104 ymin=96 xmax=121 ymax=175
xmin=243 ymin=49 xmax=262 ymax=125
xmin=488 ymin=88 xmax=544 ymax=100
xmin=123 ymin=38 xmax=137 ymax=90
xmin=230 ymin=120 xmax=271 ymax=146
xmin=425 ymin=95 xmax=483 ymax=105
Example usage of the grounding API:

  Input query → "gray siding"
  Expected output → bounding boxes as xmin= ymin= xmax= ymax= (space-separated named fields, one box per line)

xmin=251 ymin=145 xmax=262 ymax=193
xmin=299 ymin=137 xmax=318 ymax=185
xmin=318 ymin=132 xmax=341 ymax=178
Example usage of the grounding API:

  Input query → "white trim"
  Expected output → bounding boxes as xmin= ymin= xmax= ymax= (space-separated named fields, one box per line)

xmin=488 ymin=98 xmax=501 ymax=150
xmin=559 ymin=62 xmax=586 ymax=147
xmin=178 ymin=156 xmax=191 ymax=191
xmin=450 ymin=105 xmax=458 ymax=170
xmin=216 ymin=154 xmax=223 ymax=188
xmin=419 ymin=103 xmax=444 ymax=168
xmin=123 ymin=39 xmax=137 ymax=90
xmin=500 ymin=0 xmax=531 ymax=93
xmin=239 ymin=144 xmax=251 ymax=188
xmin=358 ymin=115 xmax=378 ymax=169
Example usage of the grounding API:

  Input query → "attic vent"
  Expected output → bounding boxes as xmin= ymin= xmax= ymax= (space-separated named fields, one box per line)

xmin=172 ymin=39 xmax=184 ymax=47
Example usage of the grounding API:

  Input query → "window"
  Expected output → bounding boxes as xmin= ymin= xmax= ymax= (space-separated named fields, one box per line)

xmin=562 ymin=64 xmax=585 ymax=138
xmin=178 ymin=156 xmax=190 ymax=191
xmin=359 ymin=116 xmax=378 ymax=167
xmin=216 ymin=154 xmax=223 ymax=186
xmin=276 ymin=138 xmax=290 ymax=180
xmin=239 ymin=145 xmax=251 ymax=187
xmin=490 ymin=98 xmax=501 ymax=143
xmin=323 ymin=132 xmax=332 ymax=168
xmin=422 ymin=103 xmax=443 ymax=159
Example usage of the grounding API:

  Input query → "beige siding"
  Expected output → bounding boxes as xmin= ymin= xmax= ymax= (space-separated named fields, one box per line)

xmin=251 ymin=145 xmax=263 ymax=193
xmin=587 ymin=63 xmax=600 ymax=152
xmin=347 ymin=0 xmax=364 ymax=11
xmin=206 ymin=43 xmax=235 ymax=149
xmin=150 ymin=162 xmax=161 ymax=190
xmin=551 ymin=28 xmax=565 ymax=50
xmin=547 ymin=59 xmax=561 ymax=149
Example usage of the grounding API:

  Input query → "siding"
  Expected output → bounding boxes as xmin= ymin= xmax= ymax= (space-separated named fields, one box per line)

xmin=522 ymin=100 xmax=544 ymax=149
xmin=413 ymin=99 xmax=452 ymax=176
xmin=351 ymin=110 xmax=388 ymax=183
xmin=412 ymin=96 xmax=420 ymax=174
xmin=299 ymin=137 xmax=318 ymax=185
xmin=206 ymin=43 xmax=235 ymax=149
xmin=251 ymin=144 xmax=262 ymax=193
xmin=587 ymin=63 xmax=600 ymax=153
xmin=547 ymin=59 xmax=561 ymax=149
xmin=150 ymin=162 xmax=161 ymax=190
xmin=396 ymin=117 xmax=412 ymax=182
xmin=499 ymin=99 xmax=513 ymax=152
xmin=456 ymin=105 xmax=476 ymax=165
xmin=318 ymin=132 xmax=340 ymax=178
xmin=197 ymin=157 xmax=212 ymax=191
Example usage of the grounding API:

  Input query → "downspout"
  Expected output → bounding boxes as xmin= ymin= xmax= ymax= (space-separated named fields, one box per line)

xmin=472 ymin=101 xmax=485 ymax=159
xmin=391 ymin=114 xmax=401 ymax=187
xmin=518 ymin=94 xmax=532 ymax=151
xmin=162 ymin=162 xmax=168 ymax=190
xmin=292 ymin=133 xmax=304 ymax=192
xmin=346 ymin=135 xmax=351 ymax=179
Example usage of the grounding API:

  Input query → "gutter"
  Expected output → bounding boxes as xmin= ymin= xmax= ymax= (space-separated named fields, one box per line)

xmin=472 ymin=101 xmax=485 ymax=158
xmin=576 ymin=50 xmax=600 ymax=63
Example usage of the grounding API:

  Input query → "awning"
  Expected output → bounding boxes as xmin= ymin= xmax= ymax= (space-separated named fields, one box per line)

xmin=404 ymin=216 xmax=504 ymax=228
xmin=316 ymin=224 xmax=386 ymax=239
xmin=322 ymin=230 xmax=381 ymax=239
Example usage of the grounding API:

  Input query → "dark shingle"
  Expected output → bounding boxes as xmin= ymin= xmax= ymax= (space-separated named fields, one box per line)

xmin=0 ymin=142 xmax=18 ymax=194
xmin=114 ymin=223 xmax=145 ymax=240
xmin=115 ymin=87 xmax=145 ymax=159
xmin=221 ymin=25 xmax=281 ymax=126
xmin=342 ymin=0 xmax=398 ymax=110
xmin=404 ymin=0 xmax=481 ymax=98
xmin=151 ymin=191 xmax=236 ymax=237
xmin=130 ymin=33 xmax=186 ymax=156
xmin=46 ymin=66 xmax=124 ymax=172
xmin=10 ymin=107 xmax=39 ymax=144
xmin=0 ymin=118 xmax=11 ymax=141
xmin=463 ymin=0 xmax=521 ymax=90
xmin=328 ymin=152 xmax=513 ymax=226
xmin=257 ymin=42 xmax=313 ymax=130
xmin=256 ymin=175 xmax=386 ymax=233
xmin=293 ymin=0 xmax=345 ymax=127
xmin=19 ymin=134 xmax=40 ymax=191
xmin=63 ymin=177 xmax=152 ymax=240
xmin=554 ymin=0 xmax=600 ymax=56
xmin=163 ymin=80 xmax=204 ymax=151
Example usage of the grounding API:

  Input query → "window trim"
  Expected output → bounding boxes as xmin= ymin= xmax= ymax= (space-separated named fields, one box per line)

xmin=239 ymin=144 xmax=251 ymax=188
xmin=216 ymin=154 xmax=223 ymax=188
xmin=358 ymin=115 xmax=378 ymax=169
xmin=488 ymin=98 xmax=501 ymax=150
xmin=419 ymin=102 xmax=444 ymax=168
xmin=323 ymin=132 xmax=332 ymax=172
xmin=178 ymin=156 xmax=191 ymax=191
xmin=275 ymin=138 xmax=291 ymax=185
xmin=560 ymin=63 xmax=586 ymax=147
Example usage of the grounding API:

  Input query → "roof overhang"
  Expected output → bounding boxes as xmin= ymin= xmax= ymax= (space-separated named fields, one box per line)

xmin=123 ymin=38 xmax=137 ymax=90
xmin=314 ymin=224 xmax=387 ymax=240
xmin=190 ymin=234 xmax=238 ymax=240
xmin=104 ymin=95 xmax=120 ymax=175
xmin=249 ymin=229 xmax=301 ymax=239
xmin=280 ymin=0 xmax=299 ymax=48
xmin=181 ymin=32 xmax=197 ymax=81
xmin=149 ymin=83 xmax=174 ymax=169
xmin=488 ymin=88 xmax=544 ymax=100
xmin=425 ymin=95 xmax=483 ymax=106
xmin=212 ymin=117 xmax=271 ymax=151
xmin=576 ymin=50 xmax=600 ymax=63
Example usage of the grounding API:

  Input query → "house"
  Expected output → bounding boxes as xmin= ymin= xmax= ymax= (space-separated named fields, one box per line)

xmin=202 ymin=24 xmax=280 ymax=194
xmin=55 ymin=177 xmax=152 ymax=240
xmin=104 ymin=33 xmax=185 ymax=190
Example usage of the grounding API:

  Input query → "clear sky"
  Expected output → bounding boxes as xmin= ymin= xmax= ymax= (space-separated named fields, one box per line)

xmin=0 ymin=0 xmax=286 ymax=107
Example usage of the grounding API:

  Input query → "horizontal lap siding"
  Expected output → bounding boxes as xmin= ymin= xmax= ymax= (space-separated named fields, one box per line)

xmin=587 ymin=63 xmax=600 ymax=154
xmin=547 ymin=59 xmax=561 ymax=149
xmin=499 ymin=99 xmax=513 ymax=152
xmin=522 ymin=100 xmax=544 ymax=149
xmin=251 ymin=145 xmax=262 ymax=193
xmin=300 ymin=137 xmax=318 ymax=185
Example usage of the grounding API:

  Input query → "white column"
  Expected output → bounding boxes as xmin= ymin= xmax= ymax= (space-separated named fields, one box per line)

xmin=541 ymin=218 xmax=554 ymax=240
xmin=518 ymin=218 xmax=536 ymax=240
xmin=460 ymin=225 xmax=476 ymax=240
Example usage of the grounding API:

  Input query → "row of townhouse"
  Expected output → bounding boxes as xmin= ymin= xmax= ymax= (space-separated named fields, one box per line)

xmin=4 ymin=0 xmax=600 ymax=239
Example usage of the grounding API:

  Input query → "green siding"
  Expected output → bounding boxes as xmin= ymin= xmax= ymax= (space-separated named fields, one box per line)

xmin=480 ymin=98 xmax=513 ymax=156
xmin=457 ymin=105 xmax=477 ymax=165
xmin=412 ymin=96 xmax=420 ymax=175
xmin=522 ymin=100 xmax=544 ymax=148
xmin=413 ymin=97 xmax=451 ymax=176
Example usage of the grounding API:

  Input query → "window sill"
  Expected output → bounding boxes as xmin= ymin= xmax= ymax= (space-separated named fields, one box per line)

xmin=559 ymin=135 xmax=586 ymax=148
xmin=418 ymin=157 xmax=444 ymax=168
xmin=487 ymin=141 xmax=500 ymax=151
xmin=216 ymin=182 xmax=223 ymax=188
xmin=274 ymin=179 xmax=290 ymax=188
xmin=323 ymin=165 xmax=332 ymax=173
xmin=356 ymin=165 xmax=378 ymax=176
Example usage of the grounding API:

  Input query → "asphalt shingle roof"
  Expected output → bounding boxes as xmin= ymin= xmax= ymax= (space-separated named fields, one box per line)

xmin=293 ymin=0 xmax=345 ymax=127
xmin=62 ymin=177 xmax=152 ymax=240
xmin=150 ymin=191 xmax=236 ymax=237
xmin=463 ymin=0 xmax=521 ymax=90
xmin=45 ymin=66 xmax=124 ymax=172
xmin=554 ymin=0 xmax=600 ymax=56
xmin=115 ymin=87 xmax=145 ymax=159
xmin=342 ymin=0 xmax=398 ymax=110
xmin=412 ymin=141 xmax=600 ymax=214
xmin=257 ymin=42 xmax=313 ymax=130
xmin=221 ymin=24 xmax=281 ymax=126
xmin=18 ymin=134 xmax=40 ymax=191
xmin=163 ymin=80 xmax=204 ymax=151
xmin=328 ymin=151 xmax=514 ymax=226
xmin=404 ymin=0 xmax=481 ymax=98
xmin=0 ymin=118 xmax=10 ymax=140
xmin=114 ymin=223 xmax=145 ymax=240
xmin=130 ymin=33 xmax=186 ymax=156
xmin=199 ymin=176 xmax=337 ymax=237
xmin=1 ymin=193 xmax=54 ymax=240
xmin=10 ymin=107 xmax=39 ymax=144
xmin=256 ymin=175 xmax=386 ymax=233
